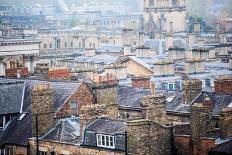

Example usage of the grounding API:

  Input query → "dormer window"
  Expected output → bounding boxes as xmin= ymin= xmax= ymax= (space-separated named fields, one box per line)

xmin=0 ymin=115 xmax=11 ymax=129
xmin=96 ymin=134 xmax=115 ymax=149
xmin=70 ymin=101 xmax=78 ymax=115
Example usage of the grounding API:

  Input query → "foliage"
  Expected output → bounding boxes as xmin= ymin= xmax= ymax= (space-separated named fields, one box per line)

xmin=188 ymin=15 xmax=214 ymax=32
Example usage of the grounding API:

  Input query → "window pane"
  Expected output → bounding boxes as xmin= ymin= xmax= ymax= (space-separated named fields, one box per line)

xmin=110 ymin=136 xmax=114 ymax=146
xmin=97 ymin=135 xmax=101 ymax=145
xmin=5 ymin=115 xmax=11 ymax=125
xmin=102 ymin=136 xmax=105 ymax=145
xmin=70 ymin=102 xmax=77 ymax=109
xmin=106 ymin=136 xmax=109 ymax=146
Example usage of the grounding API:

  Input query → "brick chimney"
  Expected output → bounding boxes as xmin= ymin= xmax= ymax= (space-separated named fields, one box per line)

xmin=219 ymin=107 xmax=232 ymax=138
xmin=154 ymin=60 xmax=175 ymax=77
xmin=182 ymin=79 xmax=202 ymax=104
xmin=31 ymin=84 xmax=54 ymax=136
xmin=185 ymin=59 xmax=205 ymax=74
xmin=131 ymin=76 xmax=151 ymax=89
xmin=214 ymin=76 xmax=232 ymax=94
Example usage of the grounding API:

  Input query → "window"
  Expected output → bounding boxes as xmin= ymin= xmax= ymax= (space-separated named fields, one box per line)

xmin=44 ymin=44 xmax=47 ymax=49
xmin=205 ymin=78 xmax=211 ymax=88
xmin=65 ymin=42 xmax=67 ymax=48
xmin=70 ymin=102 xmax=78 ymax=115
xmin=149 ymin=0 xmax=154 ymax=6
xmin=96 ymin=134 xmax=115 ymax=149
xmin=0 ymin=148 xmax=5 ymax=155
xmin=49 ymin=43 xmax=52 ymax=48
xmin=70 ymin=42 xmax=73 ymax=48
xmin=168 ymin=83 xmax=174 ymax=90
xmin=39 ymin=151 xmax=47 ymax=155
xmin=0 ymin=115 xmax=11 ymax=129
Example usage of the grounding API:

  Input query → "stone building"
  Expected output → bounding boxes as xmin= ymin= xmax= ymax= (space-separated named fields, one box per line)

xmin=143 ymin=0 xmax=187 ymax=38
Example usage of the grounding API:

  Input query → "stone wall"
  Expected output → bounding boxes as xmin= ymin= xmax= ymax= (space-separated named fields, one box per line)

xmin=5 ymin=145 xmax=28 ymax=155
xmin=214 ymin=76 xmax=232 ymax=94
xmin=182 ymin=79 xmax=202 ymax=104
xmin=92 ymin=81 xmax=118 ymax=105
xmin=190 ymin=103 xmax=210 ymax=155
xmin=31 ymin=84 xmax=54 ymax=136
xmin=127 ymin=119 xmax=172 ymax=155
xmin=29 ymin=139 xmax=124 ymax=155
xmin=79 ymin=104 xmax=119 ymax=140
xmin=141 ymin=94 xmax=169 ymax=125
xmin=219 ymin=108 xmax=232 ymax=138
xmin=174 ymin=135 xmax=191 ymax=155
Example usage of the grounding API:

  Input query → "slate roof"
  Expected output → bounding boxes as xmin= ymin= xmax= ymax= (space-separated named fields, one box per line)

xmin=210 ymin=139 xmax=232 ymax=154
xmin=0 ymin=78 xmax=81 ymax=146
xmin=193 ymin=91 xmax=232 ymax=116
xmin=117 ymin=86 xmax=151 ymax=110
xmin=42 ymin=118 xmax=80 ymax=144
xmin=86 ymin=118 xmax=126 ymax=135
xmin=74 ymin=55 xmax=118 ymax=65
xmin=0 ymin=81 xmax=25 ymax=115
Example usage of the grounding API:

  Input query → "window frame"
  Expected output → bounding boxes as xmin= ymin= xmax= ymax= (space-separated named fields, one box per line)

xmin=96 ymin=134 xmax=115 ymax=149
xmin=168 ymin=83 xmax=175 ymax=90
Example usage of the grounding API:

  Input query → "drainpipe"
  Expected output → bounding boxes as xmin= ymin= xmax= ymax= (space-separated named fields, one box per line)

xmin=125 ymin=131 xmax=128 ymax=155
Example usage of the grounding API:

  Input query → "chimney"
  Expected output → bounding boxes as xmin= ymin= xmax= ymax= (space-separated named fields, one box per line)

xmin=190 ymin=103 xmax=210 ymax=155
xmin=214 ymin=76 xmax=232 ymax=94
xmin=79 ymin=104 xmax=118 ymax=142
xmin=166 ymin=34 xmax=174 ymax=50
xmin=182 ymin=79 xmax=202 ymax=104
xmin=229 ymin=57 xmax=232 ymax=70
xmin=219 ymin=108 xmax=232 ymax=138
xmin=193 ymin=22 xmax=201 ymax=33
xmin=131 ymin=76 xmax=151 ymax=89
xmin=31 ymin=84 xmax=54 ymax=136
xmin=216 ymin=23 xmax=220 ymax=33
xmin=150 ymin=82 xmax=156 ymax=95
xmin=140 ymin=94 xmax=168 ymax=125
xmin=185 ymin=59 xmax=204 ymax=74
xmin=154 ymin=60 xmax=175 ymax=77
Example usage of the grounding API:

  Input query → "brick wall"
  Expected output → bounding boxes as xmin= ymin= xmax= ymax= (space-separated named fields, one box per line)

xmin=5 ymin=145 xmax=28 ymax=155
xmin=47 ymin=68 xmax=70 ymax=80
xmin=214 ymin=76 xmax=232 ymax=94
xmin=131 ymin=77 xmax=151 ymax=89
xmin=5 ymin=67 xmax=28 ymax=77
xmin=56 ymin=83 xmax=96 ymax=118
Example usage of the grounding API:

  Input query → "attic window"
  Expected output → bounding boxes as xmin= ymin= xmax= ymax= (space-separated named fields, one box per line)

xmin=96 ymin=134 xmax=115 ymax=149
xmin=0 ymin=115 xmax=12 ymax=129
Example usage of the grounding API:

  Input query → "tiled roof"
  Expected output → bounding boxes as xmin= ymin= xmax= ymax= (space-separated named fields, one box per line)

xmin=0 ymin=81 xmax=25 ymax=115
xmin=42 ymin=118 xmax=80 ymax=144
xmin=210 ymin=139 xmax=232 ymax=154
xmin=86 ymin=118 xmax=126 ymax=135
xmin=117 ymin=86 xmax=151 ymax=110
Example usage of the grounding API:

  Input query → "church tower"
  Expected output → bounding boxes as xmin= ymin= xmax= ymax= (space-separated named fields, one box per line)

xmin=143 ymin=0 xmax=187 ymax=38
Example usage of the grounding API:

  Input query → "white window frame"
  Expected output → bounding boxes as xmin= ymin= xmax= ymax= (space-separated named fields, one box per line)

xmin=0 ymin=148 xmax=6 ymax=155
xmin=96 ymin=134 xmax=115 ymax=149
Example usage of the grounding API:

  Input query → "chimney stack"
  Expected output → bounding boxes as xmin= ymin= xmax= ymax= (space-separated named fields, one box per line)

xmin=154 ymin=60 xmax=175 ymax=77
xmin=131 ymin=76 xmax=151 ymax=89
xmin=185 ymin=59 xmax=205 ymax=74
xmin=214 ymin=76 xmax=232 ymax=94
xmin=31 ymin=84 xmax=54 ymax=136
xmin=193 ymin=22 xmax=201 ymax=34
xmin=182 ymin=79 xmax=202 ymax=104
xmin=219 ymin=108 xmax=232 ymax=138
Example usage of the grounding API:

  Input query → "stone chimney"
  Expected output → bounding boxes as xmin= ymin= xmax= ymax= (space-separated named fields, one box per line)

xmin=79 ymin=104 xmax=118 ymax=141
xmin=131 ymin=76 xmax=150 ymax=89
xmin=214 ymin=76 xmax=232 ymax=94
xmin=154 ymin=60 xmax=175 ymax=77
xmin=193 ymin=22 xmax=201 ymax=33
xmin=190 ymin=103 xmax=210 ymax=155
xmin=150 ymin=82 xmax=156 ymax=95
xmin=91 ymin=80 xmax=118 ymax=105
xmin=229 ymin=57 xmax=232 ymax=70
xmin=140 ymin=94 xmax=168 ymax=125
xmin=185 ymin=59 xmax=205 ymax=74
xmin=219 ymin=108 xmax=232 ymax=138
xmin=166 ymin=34 xmax=174 ymax=50
xmin=182 ymin=79 xmax=202 ymax=104
xmin=31 ymin=84 xmax=54 ymax=136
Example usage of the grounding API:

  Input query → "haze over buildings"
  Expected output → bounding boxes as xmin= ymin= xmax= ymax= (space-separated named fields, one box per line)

xmin=0 ymin=0 xmax=232 ymax=155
